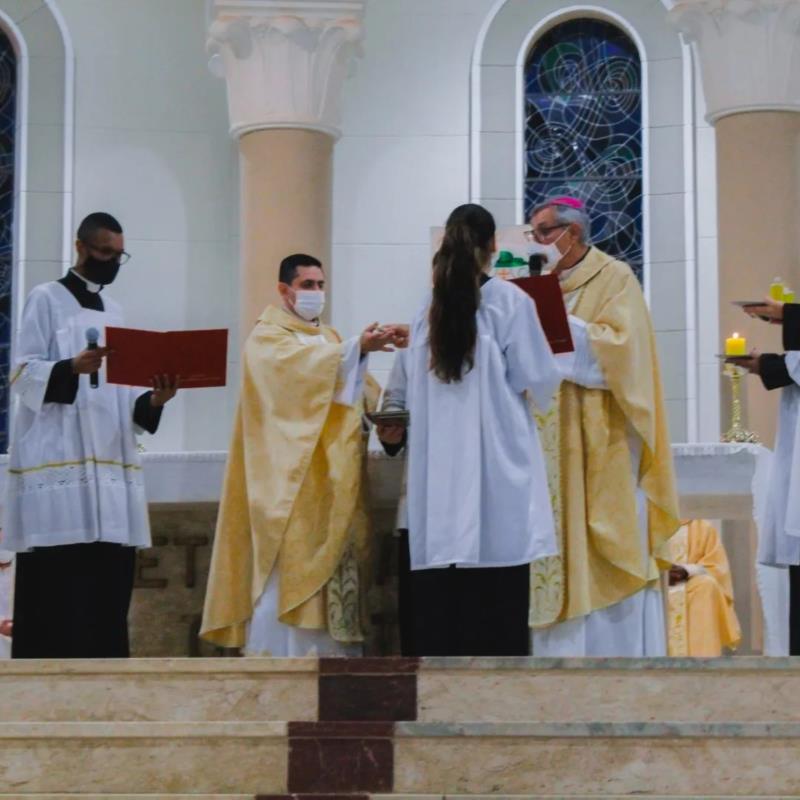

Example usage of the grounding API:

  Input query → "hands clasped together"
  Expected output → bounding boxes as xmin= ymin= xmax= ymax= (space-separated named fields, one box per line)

xmin=359 ymin=323 xmax=410 ymax=353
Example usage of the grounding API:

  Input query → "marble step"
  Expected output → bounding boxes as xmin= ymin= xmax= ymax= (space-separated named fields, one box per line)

xmin=1 ymin=720 xmax=799 ymax=796
xmin=393 ymin=721 xmax=800 ymax=797
xmin=0 ymin=722 xmax=287 ymax=795
xmin=2 ymin=656 xmax=796 ymax=724
xmin=417 ymin=656 xmax=800 ymax=723
xmin=0 ymin=658 xmax=318 ymax=722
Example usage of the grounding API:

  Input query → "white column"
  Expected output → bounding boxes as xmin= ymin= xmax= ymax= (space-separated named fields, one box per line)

xmin=207 ymin=0 xmax=366 ymax=333
xmin=671 ymin=0 xmax=800 ymax=122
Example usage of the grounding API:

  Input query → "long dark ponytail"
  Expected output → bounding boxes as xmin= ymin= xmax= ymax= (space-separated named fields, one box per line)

xmin=429 ymin=204 xmax=496 ymax=383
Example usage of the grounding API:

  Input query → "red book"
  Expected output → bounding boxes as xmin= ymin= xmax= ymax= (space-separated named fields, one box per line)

xmin=511 ymin=274 xmax=574 ymax=354
xmin=105 ymin=327 xmax=228 ymax=388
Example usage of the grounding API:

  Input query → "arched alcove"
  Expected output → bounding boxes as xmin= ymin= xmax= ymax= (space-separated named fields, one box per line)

xmin=470 ymin=0 xmax=705 ymax=443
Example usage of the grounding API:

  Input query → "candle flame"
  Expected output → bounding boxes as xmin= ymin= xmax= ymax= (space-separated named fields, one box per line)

xmin=733 ymin=332 xmax=739 ymax=337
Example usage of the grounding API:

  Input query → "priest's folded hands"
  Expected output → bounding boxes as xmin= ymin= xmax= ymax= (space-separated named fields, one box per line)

xmin=668 ymin=565 xmax=690 ymax=586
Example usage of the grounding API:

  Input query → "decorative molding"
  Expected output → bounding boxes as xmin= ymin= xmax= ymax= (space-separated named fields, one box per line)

xmin=207 ymin=0 xmax=366 ymax=139
xmin=671 ymin=0 xmax=800 ymax=122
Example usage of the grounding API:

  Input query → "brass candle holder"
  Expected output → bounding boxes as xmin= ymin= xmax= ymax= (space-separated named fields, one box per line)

xmin=722 ymin=362 xmax=759 ymax=444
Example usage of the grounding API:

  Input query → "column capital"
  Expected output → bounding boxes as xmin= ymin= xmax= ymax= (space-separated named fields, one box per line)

xmin=671 ymin=0 xmax=800 ymax=123
xmin=207 ymin=0 xmax=366 ymax=139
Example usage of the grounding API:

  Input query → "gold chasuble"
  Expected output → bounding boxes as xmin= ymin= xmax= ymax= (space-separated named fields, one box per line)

xmin=667 ymin=520 xmax=742 ymax=657
xmin=531 ymin=248 xmax=680 ymax=627
xmin=201 ymin=306 xmax=374 ymax=649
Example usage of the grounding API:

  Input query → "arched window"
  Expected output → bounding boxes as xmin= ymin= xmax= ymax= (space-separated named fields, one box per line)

xmin=0 ymin=29 xmax=15 ymax=452
xmin=524 ymin=18 xmax=643 ymax=280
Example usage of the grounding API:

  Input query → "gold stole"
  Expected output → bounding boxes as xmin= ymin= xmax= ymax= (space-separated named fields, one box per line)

xmin=667 ymin=525 xmax=690 ymax=657
xmin=530 ymin=392 xmax=565 ymax=627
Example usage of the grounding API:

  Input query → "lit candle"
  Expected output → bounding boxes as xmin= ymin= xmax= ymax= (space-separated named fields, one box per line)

xmin=725 ymin=332 xmax=747 ymax=357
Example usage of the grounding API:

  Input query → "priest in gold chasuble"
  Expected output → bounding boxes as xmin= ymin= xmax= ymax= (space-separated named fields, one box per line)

xmin=667 ymin=520 xmax=741 ymax=657
xmin=527 ymin=199 xmax=680 ymax=657
xmin=201 ymin=254 xmax=394 ymax=656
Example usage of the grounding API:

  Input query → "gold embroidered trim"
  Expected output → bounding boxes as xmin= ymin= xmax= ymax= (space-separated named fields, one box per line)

xmin=326 ymin=541 xmax=364 ymax=643
xmin=530 ymin=389 xmax=565 ymax=628
xmin=667 ymin=526 xmax=689 ymax=657
xmin=8 ymin=457 xmax=143 ymax=476
xmin=9 ymin=365 xmax=26 ymax=386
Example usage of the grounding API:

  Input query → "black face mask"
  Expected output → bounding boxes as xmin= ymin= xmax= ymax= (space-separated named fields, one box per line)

xmin=82 ymin=255 xmax=121 ymax=286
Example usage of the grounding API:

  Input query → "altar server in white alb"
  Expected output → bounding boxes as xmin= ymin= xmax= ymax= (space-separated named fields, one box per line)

xmin=737 ymin=297 xmax=800 ymax=653
xmin=404 ymin=203 xmax=561 ymax=656
xmin=5 ymin=213 xmax=178 ymax=659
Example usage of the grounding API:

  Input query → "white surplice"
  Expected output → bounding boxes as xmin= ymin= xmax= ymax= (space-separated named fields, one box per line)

xmin=531 ymin=314 xmax=667 ymax=658
xmin=244 ymin=333 xmax=367 ymax=657
xmin=758 ymin=352 xmax=800 ymax=567
xmin=406 ymin=277 xmax=561 ymax=570
xmin=4 ymin=281 xmax=152 ymax=552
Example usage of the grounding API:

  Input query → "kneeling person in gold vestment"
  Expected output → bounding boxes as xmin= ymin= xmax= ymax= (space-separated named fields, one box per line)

xmin=200 ymin=254 xmax=402 ymax=656
xmin=667 ymin=520 xmax=742 ymax=657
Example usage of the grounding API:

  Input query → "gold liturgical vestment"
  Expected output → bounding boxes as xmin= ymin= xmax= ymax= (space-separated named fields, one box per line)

xmin=531 ymin=248 xmax=680 ymax=627
xmin=668 ymin=520 xmax=742 ymax=657
xmin=201 ymin=306 xmax=374 ymax=649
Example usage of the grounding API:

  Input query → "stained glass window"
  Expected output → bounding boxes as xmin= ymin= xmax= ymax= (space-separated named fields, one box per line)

xmin=0 ymin=30 xmax=15 ymax=451
xmin=524 ymin=18 xmax=643 ymax=280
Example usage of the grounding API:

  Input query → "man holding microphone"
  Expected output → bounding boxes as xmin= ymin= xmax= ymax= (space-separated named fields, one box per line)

xmin=5 ymin=212 xmax=178 ymax=659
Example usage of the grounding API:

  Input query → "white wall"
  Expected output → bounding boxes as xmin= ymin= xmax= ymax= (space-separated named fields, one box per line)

xmin=332 ymin=0 xmax=703 ymax=444
xmin=55 ymin=0 xmax=238 ymax=451
xmin=331 ymin=0 xmax=497 ymax=387
xmin=10 ymin=0 xmax=707 ymax=450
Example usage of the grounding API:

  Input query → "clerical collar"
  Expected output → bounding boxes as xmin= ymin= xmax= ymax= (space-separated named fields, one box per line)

xmin=69 ymin=268 xmax=103 ymax=294
xmin=552 ymin=246 xmax=592 ymax=284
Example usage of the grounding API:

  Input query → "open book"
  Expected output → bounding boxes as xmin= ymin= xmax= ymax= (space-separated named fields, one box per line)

xmin=105 ymin=327 xmax=228 ymax=388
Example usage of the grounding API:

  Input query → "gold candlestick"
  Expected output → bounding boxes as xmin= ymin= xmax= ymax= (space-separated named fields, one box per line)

xmin=722 ymin=363 xmax=759 ymax=443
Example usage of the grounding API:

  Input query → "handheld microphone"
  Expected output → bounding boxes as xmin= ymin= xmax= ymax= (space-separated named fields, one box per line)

xmin=86 ymin=327 xmax=100 ymax=389
xmin=529 ymin=254 xmax=546 ymax=276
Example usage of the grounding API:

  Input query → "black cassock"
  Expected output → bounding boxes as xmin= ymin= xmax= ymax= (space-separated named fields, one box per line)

xmin=758 ymin=303 xmax=800 ymax=655
xmin=11 ymin=271 xmax=162 ymax=659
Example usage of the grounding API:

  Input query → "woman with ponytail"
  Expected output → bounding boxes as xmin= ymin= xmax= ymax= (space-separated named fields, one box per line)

xmin=394 ymin=203 xmax=561 ymax=656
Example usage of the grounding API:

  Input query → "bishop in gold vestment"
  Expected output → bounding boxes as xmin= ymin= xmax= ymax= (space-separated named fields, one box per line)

xmin=527 ymin=199 xmax=680 ymax=657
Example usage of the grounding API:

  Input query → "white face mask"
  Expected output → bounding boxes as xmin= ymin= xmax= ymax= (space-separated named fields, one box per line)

xmin=293 ymin=290 xmax=326 ymax=321
xmin=527 ymin=240 xmax=563 ymax=270
xmin=527 ymin=227 xmax=571 ymax=271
